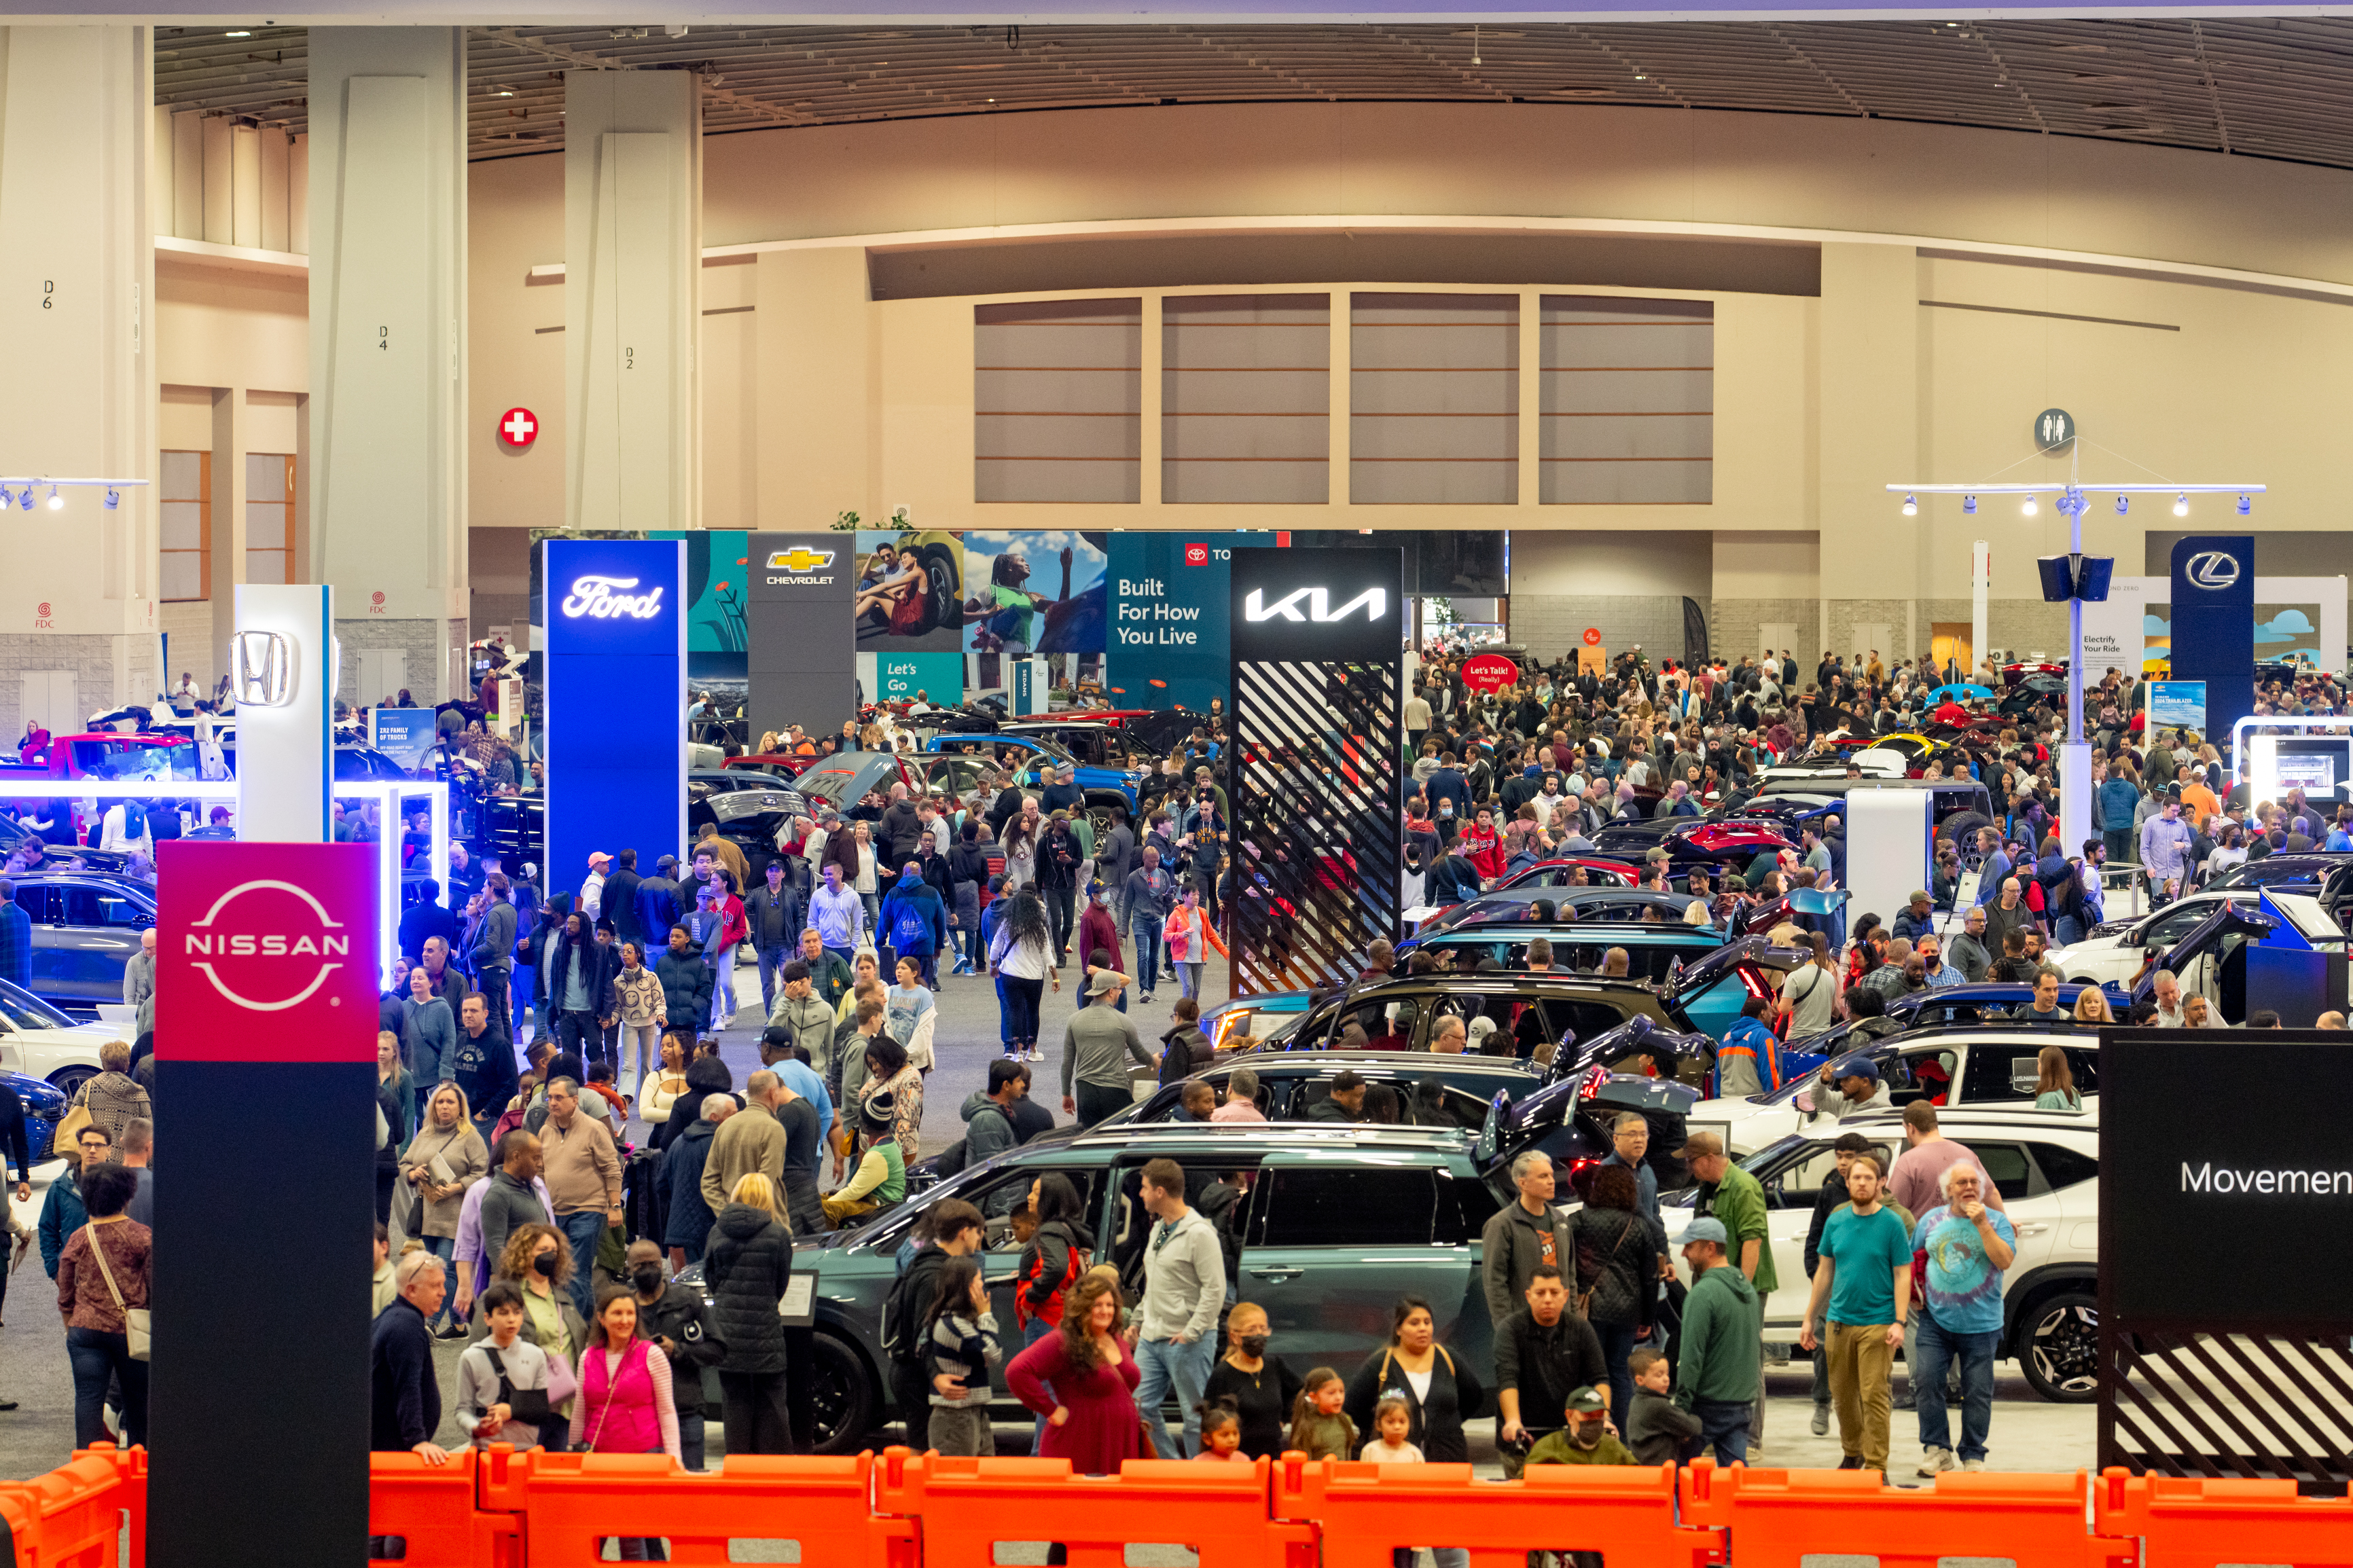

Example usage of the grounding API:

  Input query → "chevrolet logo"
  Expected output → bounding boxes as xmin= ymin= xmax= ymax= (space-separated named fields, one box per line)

xmin=768 ymin=548 xmax=836 ymax=572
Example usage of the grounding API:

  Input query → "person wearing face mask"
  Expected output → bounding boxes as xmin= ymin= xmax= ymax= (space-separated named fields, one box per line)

xmin=473 ymin=1222 xmax=589 ymax=1450
xmin=623 ymin=1238 xmax=724 ymax=1472
xmin=1202 ymin=1300 xmax=1303 ymax=1460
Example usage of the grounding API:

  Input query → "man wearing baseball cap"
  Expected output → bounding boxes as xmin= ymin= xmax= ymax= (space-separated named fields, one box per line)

xmin=1681 ymin=1130 xmax=1776 ymax=1455
xmin=1805 ymin=1053 xmax=1894 ymax=1124
xmin=1523 ymin=1385 xmax=1636 ymax=1468
xmin=581 ymin=852 xmax=612 ymax=922
xmin=1670 ymin=1216 xmax=1760 ymax=1465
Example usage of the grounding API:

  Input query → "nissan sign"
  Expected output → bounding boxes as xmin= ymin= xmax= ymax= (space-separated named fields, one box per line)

xmin=156 ymin=841 xmax=380 ymax=1062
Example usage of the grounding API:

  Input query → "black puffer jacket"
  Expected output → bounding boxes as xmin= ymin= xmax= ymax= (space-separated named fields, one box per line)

xmin=1157 ymin=1023 xmax=1213 ymax=1087
xmin=704 ymin=1203 xmax=793 ymax=1374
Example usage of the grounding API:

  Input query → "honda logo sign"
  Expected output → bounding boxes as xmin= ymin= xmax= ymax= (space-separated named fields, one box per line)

xmin=1242 ymin=586 xmax=1388 ymax=624
xmin=232 ymin=630 xmax=295 ymax=707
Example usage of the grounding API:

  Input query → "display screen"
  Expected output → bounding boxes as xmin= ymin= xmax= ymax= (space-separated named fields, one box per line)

xmin=2104 ymin=1034 xmax=2353 ymax=1330
xmin=2246 ymin=732 xmax=2352 ymax=805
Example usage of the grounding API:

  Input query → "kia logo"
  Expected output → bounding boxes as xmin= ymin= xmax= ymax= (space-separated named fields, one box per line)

xmin=2184 ymin=551 xmax=2242 ymax=591
xmin=1243 ymin=587 xmax=1388 ymax=623
xmin=183 ymin=878 xmax=353 ymax=1011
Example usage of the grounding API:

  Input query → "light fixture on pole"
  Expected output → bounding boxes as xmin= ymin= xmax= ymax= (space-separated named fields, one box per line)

xmin=0 ymin=476 xmax=149 ymax=513
xmin=1888 ymin=469 xmax=2267 ymax=871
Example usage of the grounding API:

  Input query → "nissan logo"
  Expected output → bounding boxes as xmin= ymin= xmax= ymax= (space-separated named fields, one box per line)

xmin=2184 ymin=551 xmax=2242 ymax=591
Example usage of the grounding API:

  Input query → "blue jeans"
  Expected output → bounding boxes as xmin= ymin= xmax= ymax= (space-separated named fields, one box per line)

xmin=1913 ymin=1315 xmax=1999 ymax=1463
xmin=1592 ymin=1319 xmax=1638 ymax=1432
xmin=558 ymin=1209 xmax=607 ymax=1319
xmin=1132 ymin=919 xmax=1163 ymax=991
xmin=755 ymin=944 xmax=791 ymax=1018
xmin=67 ymin=1326 xmax=148 ymax=1449
xmin=1134 ymin=1334 xmax=1217 ymax=1458
xmin=512 ymin=965 xmax=537 ymax=1040
xmin=1691 ymin=1397 xmax=1750 ymax=1466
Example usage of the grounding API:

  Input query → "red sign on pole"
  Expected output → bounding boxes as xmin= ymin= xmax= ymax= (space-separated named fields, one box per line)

xmin=1460 ymin=652 xmax=1520 ymax=693
xmin=156 ymin=841 xmax=380 ymax=1062
xmin=1583 ymin=627 xmax=1602 ymax=647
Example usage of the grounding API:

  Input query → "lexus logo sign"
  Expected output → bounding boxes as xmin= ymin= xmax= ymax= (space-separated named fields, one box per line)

xmin=184 ymin=879 xmax=353 ymax=1011
xmin=1243 ymin=587 xmax=1388 ymax=623
xmin=2184 ymin=550 xmax=2242 ymax=591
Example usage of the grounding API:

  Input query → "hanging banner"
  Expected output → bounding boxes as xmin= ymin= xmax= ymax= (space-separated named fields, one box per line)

xmin=1106 ymin=530 xmax=1255 ymax=712
xmin=369 ymin=706 xmax=440 ymax=775
xmin=749 ymin=531 xmax=857 ymax=741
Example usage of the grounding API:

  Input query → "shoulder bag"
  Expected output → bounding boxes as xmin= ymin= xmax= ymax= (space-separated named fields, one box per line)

xmin=84 ymin=1222 xmax=149 ymax=1360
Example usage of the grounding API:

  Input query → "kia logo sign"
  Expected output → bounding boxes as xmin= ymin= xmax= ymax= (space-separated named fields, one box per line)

xmin=561 ymin=575 xmax=666 ymax=619
xmin=2184 ymin=551 xmax=2242 ymax=591
xmin=183 ymin=878 xmax=353 ymax=1012
xmin=1243 ymin=586 xmax=1387 ymax=623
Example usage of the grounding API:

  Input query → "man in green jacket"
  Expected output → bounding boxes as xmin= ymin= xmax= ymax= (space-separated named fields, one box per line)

xmin=1672 ymin=1217 xmax=1761 ymax=1465
xmin=1683 ymin=1131 xmax=1776 ymax=1453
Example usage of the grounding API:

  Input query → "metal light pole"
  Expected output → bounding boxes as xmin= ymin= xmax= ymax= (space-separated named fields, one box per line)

xmin=1887 ymin=479 xmax=2265 ymax=858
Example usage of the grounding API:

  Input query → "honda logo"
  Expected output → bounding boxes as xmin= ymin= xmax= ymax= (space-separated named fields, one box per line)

xmin=1242 ymin=587 xmax=1388 ymax=624
xmin=232 ymin=631 xmax=295 ymax=707
xmin=2183 ymin=551 xmax=2242 ymax=591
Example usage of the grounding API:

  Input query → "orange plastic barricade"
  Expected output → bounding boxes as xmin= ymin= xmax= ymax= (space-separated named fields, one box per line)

xmin=0 ymin=1448 xmax=134 ymax=1568
xmin=1678 ymin=1461 xmax=2134 ymax=1568
xmin=1273 ymin=1454 xmax=1719 ymax=1568
xmin=370 ymin=1447 xmax=520 ymax=1568
xmin=2096 ymin=1467 xmax=2353 ymax=1568
xmin=478 ymin=1446 xmax=915 ymax=1567
xmin=878 ymin=1447 xmax=1313 ymax=1568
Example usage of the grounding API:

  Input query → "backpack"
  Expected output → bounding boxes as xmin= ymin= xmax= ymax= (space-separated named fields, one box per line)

xmin=929 ymin=1102 xmax=1013 ymax=1178
xmin=880 ymin=1252 xmax=941 ymax=1366
xmin=1015 ymin=1222 xmax=1086 ymax=1329
xmin=119 ymin=800 xmax=146 ymax=841
xmin=889 ymin=898 xmax=930 ymax=954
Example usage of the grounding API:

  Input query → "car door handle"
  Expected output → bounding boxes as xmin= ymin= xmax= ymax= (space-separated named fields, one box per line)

xmin=2013 ymin=1222 xmax=2051 ymax=1236
xmin=1249 ymin=1267 xmax=1303 ymax=1282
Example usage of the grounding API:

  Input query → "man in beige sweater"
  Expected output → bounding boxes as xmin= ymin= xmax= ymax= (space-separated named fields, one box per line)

xmin=701 ymin=1069 xmax=787 ymax=1214
xmin=539 ymin=1077 xmax=624 ymax=1319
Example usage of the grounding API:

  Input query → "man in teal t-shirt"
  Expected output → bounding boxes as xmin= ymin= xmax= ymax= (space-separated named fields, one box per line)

xmin=1910 ymin=1161 xmax=2017 ymax=1474
xmin=1797 ymin=1152 xmax=1912 ymax=1475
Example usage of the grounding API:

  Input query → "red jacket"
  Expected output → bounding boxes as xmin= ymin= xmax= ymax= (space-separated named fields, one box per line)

xmin=1460 ymin=827 xmax=1505 ymax=881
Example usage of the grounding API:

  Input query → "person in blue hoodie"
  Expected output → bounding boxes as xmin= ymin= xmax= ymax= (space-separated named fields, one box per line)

xmin=1714 ymin=996 xmax=1782 ymax=1098
xmin=2096 ymin=763 xmax=2142 ymax=870
xmin=878 ymin=860 xmax=950 ymax=989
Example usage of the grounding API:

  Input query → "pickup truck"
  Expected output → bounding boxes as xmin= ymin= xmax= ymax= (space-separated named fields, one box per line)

xmin=0 ymin=733 xmax=204 ymax=784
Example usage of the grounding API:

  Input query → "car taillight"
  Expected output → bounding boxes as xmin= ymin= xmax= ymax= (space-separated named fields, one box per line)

xmin=1577 ymin=1064 xmax=1611 ymax=1099
xmin=1736 ymin=964 xmax=1772 ymax=1000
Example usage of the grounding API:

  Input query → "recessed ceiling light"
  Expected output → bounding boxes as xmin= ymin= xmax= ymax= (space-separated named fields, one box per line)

xmin=226 ymin=29 xmax=251 ymax=35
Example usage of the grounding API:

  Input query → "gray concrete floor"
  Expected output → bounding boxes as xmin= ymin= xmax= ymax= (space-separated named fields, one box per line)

xmin=0 ymin=947 xmax=2096 ymax=1489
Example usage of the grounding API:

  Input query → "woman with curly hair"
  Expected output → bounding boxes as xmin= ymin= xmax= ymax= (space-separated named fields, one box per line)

xmin=1005 ymin=1272 xmax=1152 ymax=1473
xmin=472 ymin=1221 xmax=589 ymax=1446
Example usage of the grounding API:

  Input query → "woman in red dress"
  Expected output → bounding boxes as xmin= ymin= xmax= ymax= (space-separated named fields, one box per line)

xmin=1006 ymin=1272 xmax=1152 ymax=1473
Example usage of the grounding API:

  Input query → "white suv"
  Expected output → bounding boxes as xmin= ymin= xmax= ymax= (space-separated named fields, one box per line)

xmin=1688 ymin=1026 xmax=2100 ymax=1156
xmin=2048 ymin=888 xmax=2344 ymax=991
xmin=1668 ymin=1106 xmax=2101 ymax=1402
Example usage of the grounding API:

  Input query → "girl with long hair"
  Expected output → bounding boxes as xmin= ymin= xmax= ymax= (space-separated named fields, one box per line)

xmin=573 ymin=1285 xmax=681 ymax=1558
xmin=989 ymin=887 xmax=1056 ymax=1062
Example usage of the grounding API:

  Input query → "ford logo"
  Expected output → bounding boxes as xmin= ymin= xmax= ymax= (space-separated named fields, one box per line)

xmin=2184 ymin=551 xmax=2242 ymax=591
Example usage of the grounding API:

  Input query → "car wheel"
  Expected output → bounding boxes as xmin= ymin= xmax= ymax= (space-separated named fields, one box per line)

xmin=48 ymin=1065 xmax=95 ymax=1101
xmin=808 ymin=1332 xmax=880 ymax=1455
xmin=916 ymin=544 xmax=960 ymax=636
xmin=2019 ymin=1290 xmax=2100 ymax=1402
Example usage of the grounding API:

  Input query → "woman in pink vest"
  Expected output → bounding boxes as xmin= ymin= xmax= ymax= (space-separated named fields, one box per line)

xmin=571 ymin=1284 xmax=683 ymax=1561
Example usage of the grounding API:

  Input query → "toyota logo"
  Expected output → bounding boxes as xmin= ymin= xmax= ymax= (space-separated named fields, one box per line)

xmin=2184 ymin=551 xmax=2242 ymax=591
xmin=182 ymin=879 xmax=353 ymax=1011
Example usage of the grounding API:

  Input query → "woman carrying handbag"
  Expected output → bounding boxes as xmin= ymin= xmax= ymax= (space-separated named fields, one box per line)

xmin=571 ymin=1284 xmax=682 ymax=1560
xmin=54 ymin=1162 xmax=150 ymax=1448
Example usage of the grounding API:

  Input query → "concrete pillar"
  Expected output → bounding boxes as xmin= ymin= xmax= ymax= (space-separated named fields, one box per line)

xmin=0 ymin=26 xmax=159 ymax=735
xmin=1816 ymin=242 xmax=1918 ymax=666
xmin=208 ymin=384 xmax=247 ymax=687
xmin=308 ymin=27 xmax=468 ymax=707
xmin=755 ymin=246 xmax=869 ymax=527
xmin=566 ymin=70 xmax=700 ymax=533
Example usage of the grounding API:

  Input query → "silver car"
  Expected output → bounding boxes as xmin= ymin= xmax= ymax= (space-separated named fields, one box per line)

xmin=8 ymin=873 xmax=156 ymax=1014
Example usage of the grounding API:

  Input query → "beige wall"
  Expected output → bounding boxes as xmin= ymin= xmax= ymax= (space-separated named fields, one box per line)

xmin=144 ymin=100 xmax=2353 ymax=653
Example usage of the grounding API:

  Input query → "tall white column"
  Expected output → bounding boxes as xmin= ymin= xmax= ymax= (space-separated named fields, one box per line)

xmin=0 ymin=26 xmax=158 ymax=732
xmin=566 ymin=69 xmax=701 ymax=533
xmin=1972 ymin=539 xmax=1991 ymax=674
xmin=308 ymin=28 xmax=468 ymax=706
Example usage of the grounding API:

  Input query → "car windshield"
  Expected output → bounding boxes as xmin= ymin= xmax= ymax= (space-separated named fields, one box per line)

xmin=71 ymin=737 xmax=200 ymax=782
xmin=0 ymin=978 xmax=75 ymax=1031
xmin=791 ymin=766 xmax=872 ymax=807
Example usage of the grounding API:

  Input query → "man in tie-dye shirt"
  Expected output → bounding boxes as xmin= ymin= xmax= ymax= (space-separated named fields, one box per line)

xmin=1909 ymin=1161 xmax=2017 ymax=1478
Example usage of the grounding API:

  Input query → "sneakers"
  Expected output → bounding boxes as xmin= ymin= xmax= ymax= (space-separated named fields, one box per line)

xmin=1961 ymin=1458 xmax=1986 ymax=1472
xmin=1917 ymin=1446 xmax=1956 ymax=1478
xmin=1810 ymin=1404 xmax=1829 ymax=1436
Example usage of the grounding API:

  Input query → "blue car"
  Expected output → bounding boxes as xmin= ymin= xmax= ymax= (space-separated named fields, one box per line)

xmin=924 ymin=733 xmax=1141 ymax=812
xmin=4 ymin=1068 xmax=68 ymax=1163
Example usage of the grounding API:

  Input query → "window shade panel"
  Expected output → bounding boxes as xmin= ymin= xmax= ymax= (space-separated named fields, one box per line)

xmin=975 ymin=298 xmax=1141 ymax=503
xmin=1162 ymin=293 xmax=1329 ymax=505
xmin=1540 ymin=295 xmax=1713 ymax=505
xmin=1350 ymin=292 xmax=1518 ymax=505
